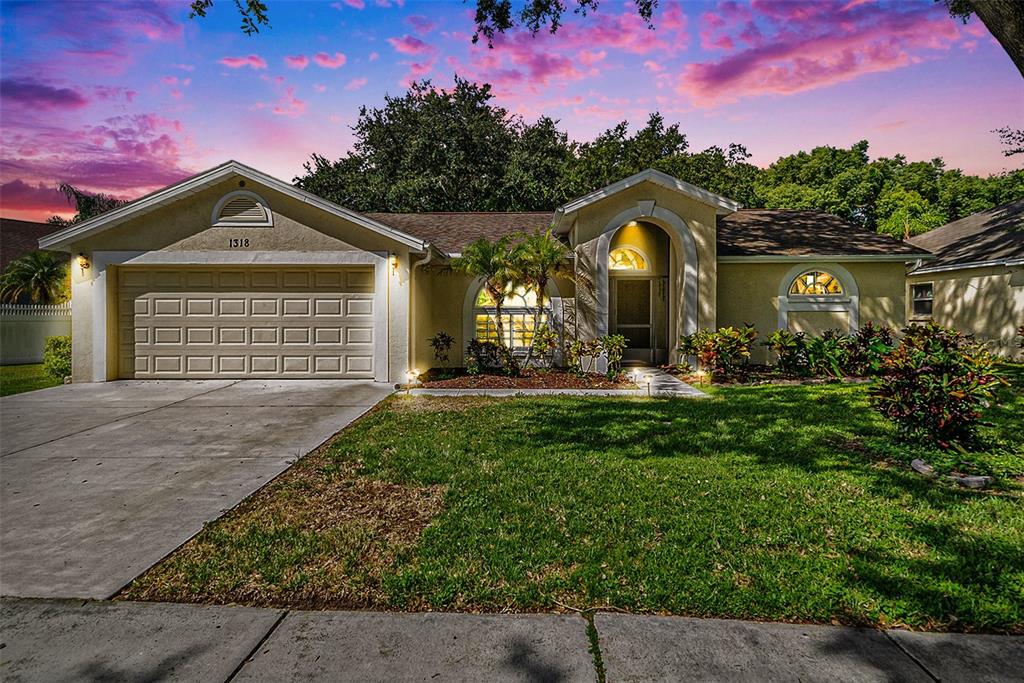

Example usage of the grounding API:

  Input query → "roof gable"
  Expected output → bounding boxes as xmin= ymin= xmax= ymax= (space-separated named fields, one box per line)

xmin=556 ymin=168 xmax=741 ymax=219
xmin=38 ymin=161 xmax=425 ymax=253
xmin=907 ymin=199 xmax=1024 ymax=271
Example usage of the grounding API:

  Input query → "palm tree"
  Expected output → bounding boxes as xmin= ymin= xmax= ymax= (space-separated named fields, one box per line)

xmin=453 ymin=236 xmax=519 ymax=354
xmin=515 ymin=229 xmax=570 ymax=368
xmin=48 ymin=183 xmax=128 ymax=227
xmin=0 ymin=251 xmax=69 ymax=305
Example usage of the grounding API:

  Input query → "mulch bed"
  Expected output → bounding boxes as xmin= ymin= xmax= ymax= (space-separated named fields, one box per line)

xmin=665 ymin=364 xmax=873 ymax=387
xmin=420 ymin=368 xmax=634 ymax=390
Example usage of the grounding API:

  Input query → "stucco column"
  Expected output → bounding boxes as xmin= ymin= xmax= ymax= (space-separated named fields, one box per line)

xmin=387 ymin=250 xmax=411 ymax=383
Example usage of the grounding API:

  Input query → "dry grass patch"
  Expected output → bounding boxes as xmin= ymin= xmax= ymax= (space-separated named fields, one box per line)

xmin=120 ymin=441 xmax=445 ymax=609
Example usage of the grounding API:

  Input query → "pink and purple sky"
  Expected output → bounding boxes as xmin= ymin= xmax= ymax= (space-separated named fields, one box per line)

xmin=1 ymin=0 xmax=1021 ymax=221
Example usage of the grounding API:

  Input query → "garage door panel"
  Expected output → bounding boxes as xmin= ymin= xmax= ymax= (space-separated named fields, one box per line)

xmin=120 ymin=266 xmax=376 ymax=379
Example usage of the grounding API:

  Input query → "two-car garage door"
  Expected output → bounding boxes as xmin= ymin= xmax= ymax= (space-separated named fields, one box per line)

xmin=118 ymin=266 xmax=378 ymax=379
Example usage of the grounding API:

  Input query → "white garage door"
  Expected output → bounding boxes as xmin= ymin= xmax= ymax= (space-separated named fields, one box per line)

xmin=118 ymin=266 xmax=377 ymax=379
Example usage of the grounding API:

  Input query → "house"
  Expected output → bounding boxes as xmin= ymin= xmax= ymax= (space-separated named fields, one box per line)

xmin=38 ymin=161 xmax=931 ymax=382
xmin=0 ymin=218 xmax=66 ymax=271
xmin=907 ymin=199 xmax=1024 ymax=357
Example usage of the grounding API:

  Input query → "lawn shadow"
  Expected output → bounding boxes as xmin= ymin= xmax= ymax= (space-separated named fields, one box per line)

xmin=522 ymin=385 xmax=890 ymax=474
xmin=76 ymin=643 xmax=211 ymax=683
xmin=501 ymin=634 xmax=572 ymax=682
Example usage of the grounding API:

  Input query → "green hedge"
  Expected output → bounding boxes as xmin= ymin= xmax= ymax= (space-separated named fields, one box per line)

xmin=43 ymin=335 xmax=71 ymax=381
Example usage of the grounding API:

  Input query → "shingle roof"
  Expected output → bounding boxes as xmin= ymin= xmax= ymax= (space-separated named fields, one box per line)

xmin=363 ymin=212 xmax=554 ymax=253
xmin=0 ymin=218 xmax=66 ymax=271
xmin=716 ymin=209 xmax=931 ymax=257
xmin=907 ymin=199 xmax=1024 ymax=270
xmin=365 ymin=208 xmax=931 ymax=258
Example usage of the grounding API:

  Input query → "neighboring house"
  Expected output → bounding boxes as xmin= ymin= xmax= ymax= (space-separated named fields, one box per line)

xmin=0 ymin=218 xmax=66 ymax=271
xmin=907 ymin=199 xmax=1024 ymax=358
xmin=38 ymin=161 xmax=930 ymax=382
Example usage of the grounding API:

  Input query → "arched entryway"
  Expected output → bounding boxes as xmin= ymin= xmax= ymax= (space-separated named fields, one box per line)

xmin=606 ymin=222 xmax=671 ymax=363
xmin=595 ymin=203 xmax=699 ymax=365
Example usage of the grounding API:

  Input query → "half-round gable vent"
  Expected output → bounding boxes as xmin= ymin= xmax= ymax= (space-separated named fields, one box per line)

xmin=212 ymin=190 xmax=273 ymax=226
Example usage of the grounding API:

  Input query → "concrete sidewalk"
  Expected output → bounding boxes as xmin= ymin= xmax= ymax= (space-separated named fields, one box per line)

xmin=2 ymin=598 xmax=1021 ymax=682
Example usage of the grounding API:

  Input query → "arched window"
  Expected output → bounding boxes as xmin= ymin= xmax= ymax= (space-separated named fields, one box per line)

xmin=474 ymin=284 xmax=549 ymax=349
xmin=211 ymin=190 xmax=273 ymax=227
xmin=788 ymin=270 xmax=844 ymax=296
xmin=609 ymin=246 xmax=648 ymax=271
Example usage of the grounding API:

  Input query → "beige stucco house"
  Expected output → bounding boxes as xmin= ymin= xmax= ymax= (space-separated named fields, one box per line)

xmin=39 ymin=161 xmax=931 ymax=382
xmin=907 ymin=199 xmax=1024 ymax=358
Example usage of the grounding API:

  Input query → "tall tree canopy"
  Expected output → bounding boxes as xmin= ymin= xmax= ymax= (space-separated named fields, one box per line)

xmin=294 ymin=78 xmax=1023 ymax=241
xmin=296 ymin=78 xmax=573 ymax=212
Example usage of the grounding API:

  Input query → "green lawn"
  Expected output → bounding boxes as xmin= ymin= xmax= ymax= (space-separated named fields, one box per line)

xmin=0 ymin=363 xmax=60 ymax=397
xmin=123 ymin=375 xmax=1024 ymax=633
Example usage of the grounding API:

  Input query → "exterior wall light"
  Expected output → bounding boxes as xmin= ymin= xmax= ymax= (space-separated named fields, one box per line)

xmin=77 ymin=253 xmax=90 ymax=270
xmin=390 ymin=255 xmax=399 ymax=273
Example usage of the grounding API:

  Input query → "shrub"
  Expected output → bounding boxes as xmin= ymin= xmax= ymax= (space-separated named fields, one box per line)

xmin=806 ymin=330 xmax=848 ymax=378
xmin=764 ymin=330 xmax=809 ymax=374
xmin=429 ymin=331 xmax=455 ymax=366
xmin=530 ymin=324 xmax=559 ymax=365
xmin=844 ymin=321 xmax=895 ymax=376
xmin=678 ymin=325 xmax=758 ymax=379
xmin=465 ymin=338 xmax=501 ymax=375
xmin=43 ymin=335 xmax=72 ymax=381
xmin=869 ymin=322 xmax=1005 ymax=448
xmin=1018 ymin=324 xmax=1024 ymax=351
xmin=566 ymin=338 xmax=602 ymax=375
xmin=599 ymin=334 xmax=628 ymax=375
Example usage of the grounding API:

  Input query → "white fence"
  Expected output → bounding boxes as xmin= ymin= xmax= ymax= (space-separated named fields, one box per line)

xmin=0 ymin=304 xmax=71 ymax=364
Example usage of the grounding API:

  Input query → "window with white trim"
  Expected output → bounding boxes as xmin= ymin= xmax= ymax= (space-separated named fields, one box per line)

xmin=911 ymin=282 xmax=933 ymax=318
xmin=473 ymin=284 xmax=549 ymax=349
xmin=212 ymin=191 xmax=273 ymax=227
xmin=788 ymin=270 xmax=844 ymax=296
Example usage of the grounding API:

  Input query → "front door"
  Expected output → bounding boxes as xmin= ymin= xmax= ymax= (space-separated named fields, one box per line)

xmin=613 ymin=278 xmax=655 ymax=364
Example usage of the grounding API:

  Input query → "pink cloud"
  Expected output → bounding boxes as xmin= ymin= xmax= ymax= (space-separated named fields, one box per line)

xmin=172 ymin=63 xmax=195 ymax=72
xmin=161 ymin=76 xmax=178 ymax=85
xmin=0 ymin=79 xmax=89 ymax=110
xmin=369 ymin=51 xmax=379 ymax=62
xmin=220 ymin=55 xmax=267 ymax=70
xmin=313 ymin=52 xmax=347 ymax=68
xmin=272 ymin=86 xmax=306 ymax=117
xmin=407 ymin=15 xmax=436 ymax=35
xmin=345 ymin=77 xmax=369 ymax=91
xmin=578 ymin=50 xmax=606 ymax=67
xmin=388 ymin=35 xmax=433 ymax=55
xmin=643 ymin=60 xmax=664 ymax=73
xmin=313 ymin=83 xmax=327 ymax=93
xmin=660 ymin=1 xmax=688 ymax=34
xmin=284 ymin=55 xmax=310 ymax=70
xmin=334 ymin=0 xmax=365 ymax=8
xmin=1 ymin=112 xmax=194 ymax=222
xmin=0 ymin=180 xmax=69 ymax=217
xmin=679 ymin=2 xmax=963 ymax=106
xmin=93 ymin=86 xmax=136 ymax=103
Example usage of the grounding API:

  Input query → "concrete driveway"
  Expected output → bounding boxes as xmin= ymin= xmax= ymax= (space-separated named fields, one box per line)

xmin=0 ymin=379 xmax=392 ymax=599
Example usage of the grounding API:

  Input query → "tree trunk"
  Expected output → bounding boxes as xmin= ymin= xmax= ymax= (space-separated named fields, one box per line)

xmin=968 ymin=0 xmax=1024 ymax=79
xmin=521 ymin=278 xmax=546 ymax=370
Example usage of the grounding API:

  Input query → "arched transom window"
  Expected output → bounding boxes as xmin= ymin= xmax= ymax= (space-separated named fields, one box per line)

xmin=212 ymin=190 xmax=273 ymax=227
xmin=474 ymin=284 xmax=549 ymax=349
xmin=789 ymin=270 xmax=844 ymax=296
xmin=609 ymin=246 xmax=648 ymax=271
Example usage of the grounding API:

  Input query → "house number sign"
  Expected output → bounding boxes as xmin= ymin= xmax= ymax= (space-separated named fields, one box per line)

xmin=228 ymin=238 xmax=251 ymax=248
